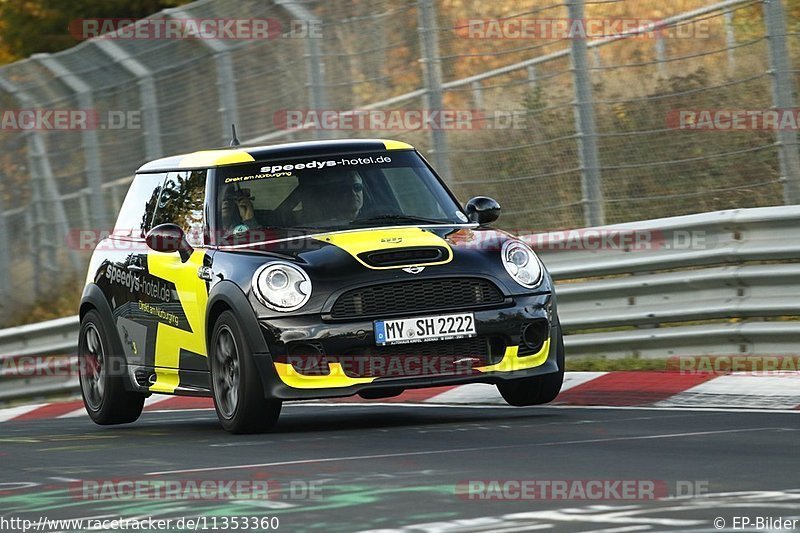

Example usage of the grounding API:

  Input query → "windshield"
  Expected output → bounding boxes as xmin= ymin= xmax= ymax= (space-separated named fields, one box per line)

xmin=213 ymin=150 xmax=467 ymax=242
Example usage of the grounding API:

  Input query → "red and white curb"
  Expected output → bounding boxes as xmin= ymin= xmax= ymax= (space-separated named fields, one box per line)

xmin=1 ymin=371 xmax=798 ymax=423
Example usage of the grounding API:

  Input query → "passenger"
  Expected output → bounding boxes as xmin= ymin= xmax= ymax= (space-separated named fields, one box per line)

xmin=221 ymin=185 xmax=258 ymax=234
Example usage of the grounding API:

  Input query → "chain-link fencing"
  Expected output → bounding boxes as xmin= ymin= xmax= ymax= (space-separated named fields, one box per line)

xmin=0 ymin=0 xmax=797 ymax=325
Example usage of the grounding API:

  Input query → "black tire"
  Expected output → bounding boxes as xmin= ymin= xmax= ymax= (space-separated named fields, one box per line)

xmin=210 ymin=310 xmax=282 ymax=434
xmin=78 ymin=309 xmax=145 ymax=425
xmin=497 ymin=328 xmax=565 ymax=407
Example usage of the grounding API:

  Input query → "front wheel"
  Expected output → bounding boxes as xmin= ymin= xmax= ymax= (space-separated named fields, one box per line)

xmin=79 ymin=310 xmax=145 ymax=425
xmin=210 ymin=310 xmax=281 ymax=434
xmin=497 ymin=329 xmax=565 ymax=406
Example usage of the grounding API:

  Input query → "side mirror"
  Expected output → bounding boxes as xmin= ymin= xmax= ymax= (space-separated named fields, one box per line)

xmin=465 ymin=196 xmax=501 ymax=225
xmin=146 ymin=223 xmax=193 ymax=262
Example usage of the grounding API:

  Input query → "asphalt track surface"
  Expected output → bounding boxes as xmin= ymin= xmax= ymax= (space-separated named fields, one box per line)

xmin=0 ymin=403 xmax=798 ymax=532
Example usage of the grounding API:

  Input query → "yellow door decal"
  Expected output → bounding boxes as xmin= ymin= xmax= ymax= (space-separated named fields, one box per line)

xmin=147 ymin=249 xmax=208 ymax=393
xmin=315 ymin=227 xmax=453 ymax=269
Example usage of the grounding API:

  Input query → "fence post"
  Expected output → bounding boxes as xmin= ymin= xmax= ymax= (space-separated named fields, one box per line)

xmin=0 ymin=180 xmax=10 ymax=314
xmin=418 ymin=0 xmax=452 ymax=182
xmin=93 ymin=40 xmax=163 ymax=160
xmin=567 ymin=0 xmax=604 ymax=226
xmin=527 ymin=65 xmax=538 ymax=88
xmin=724 ymin=9 xmax=736 ymax=72
xmin=0 ymin=76 xmax=80 ymax=287
xmin=34 ymin=53 xmax=109 ymax=231
xmin=166 ymin=8 xmax=239 ymax=146
xmin=763 ymin=0 xmax=800 ymax=205
xmin=471 ymin=81 xmax=484 ymax=110
xmin=275 ymin=0 xmax=329 ymax=140
xmin=654 ymin=36 xmax=667 ymax=77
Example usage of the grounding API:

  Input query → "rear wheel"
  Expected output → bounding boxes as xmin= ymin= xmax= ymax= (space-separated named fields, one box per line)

xmin=79 ymin=310 xmax=145 ymax=425
xmin=210 ymin=310 xmax=281 ymax=433
xmin=497 ymin=328 xmax=565 ymax=406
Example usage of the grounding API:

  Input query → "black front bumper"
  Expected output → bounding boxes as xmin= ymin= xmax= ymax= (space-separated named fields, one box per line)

xmin=249 ymin=293 xmax=561 ymax=400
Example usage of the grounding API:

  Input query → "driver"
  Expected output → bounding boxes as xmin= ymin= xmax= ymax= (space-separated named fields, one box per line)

xmin=299 ymin=171 xmax=364 ymax=225
xmin=221 ymin=185 xmax=259 ymax=234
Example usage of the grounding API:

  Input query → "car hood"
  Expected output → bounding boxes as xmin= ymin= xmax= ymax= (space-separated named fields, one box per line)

xmin=219 ymin=224 xmax=518 ymax=267
xmin=212 ymin=225 xmax=549 ymax=316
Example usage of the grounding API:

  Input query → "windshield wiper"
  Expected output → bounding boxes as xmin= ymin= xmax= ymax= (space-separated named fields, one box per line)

xmin=352 ymin=214 xmax=449 ymax=226
xmin=221 ymin=225 xmax=316 ymax=241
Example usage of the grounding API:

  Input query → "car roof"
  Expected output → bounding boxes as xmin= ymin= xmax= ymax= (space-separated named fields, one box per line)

xmin=136 ymin=139 xmax=414 ymax=173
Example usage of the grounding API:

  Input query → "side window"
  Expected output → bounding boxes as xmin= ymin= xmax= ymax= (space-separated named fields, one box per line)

xmin=113 ymin=173 xmax=166 ymax=238
xmin=151 ymin=170 xmax=207 ymax=247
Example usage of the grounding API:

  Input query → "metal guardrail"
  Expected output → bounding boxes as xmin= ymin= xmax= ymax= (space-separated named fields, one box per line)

xmin=0 ymin=316 xmax=79 ymax=401
xmin=539 ymin=205 xmax=800 ymax=358
xmin=1 ymin=205 xmax=798 ymax=401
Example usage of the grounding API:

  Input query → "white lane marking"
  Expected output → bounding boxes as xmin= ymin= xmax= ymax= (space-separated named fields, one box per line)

xmin=0 ymin=403 xmax=48 ymax=422
xmin=426 ymin=373 xmax=610 ymax=404
xmin=582 ymin=527 xmax=651 ymax=533
xmin=133 ymin=402 xmax=800 ymax=415
xmin=559 ymin=371 xmax=610 ymax=391
xmin=425 ymin=383 xmax=505 ymax=404
xmin=656 ymin=374 xmax=800 ymax=410
xmin=145 ymin=427 xmax=787 ymax=476
xmin=59 ymin=394 xmax=176 ymax=418
xmin=288 ymin=402 xmax=800 ymax=414
xmin=543 ymin=404 xmax=800 ymax=414
xmin=57 ymin=408 xmax=87 ymax=418
xmin=144 ymin=408 xmax=215 ymax=415
xmin=48 ymin=477 xmax=80 ymax=483
xmin=473 ymin=525 xmax=554 ymax=533
xmin=11 ymin=395 xmax=799 ymax=425
xmin=144 ymin=395 xmax=177 ymax=408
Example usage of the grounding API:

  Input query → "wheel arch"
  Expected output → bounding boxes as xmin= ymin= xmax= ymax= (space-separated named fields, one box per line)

xmin=206 ymin=280 xmax=270 ymax=356
xmin=79 ymin=283 xmax=125 ymax=357
xmin=206 ymin=280 xmax=276 ymax=398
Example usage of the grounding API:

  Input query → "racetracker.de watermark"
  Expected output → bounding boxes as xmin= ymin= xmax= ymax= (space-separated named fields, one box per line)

xmin=70 ymin=479 xmax=324 ymax=501
xmin=461 ymin=228 xmax=710 ymax=252
xmin=667 ymin=109 xmax=800 ymax=131
xmin=278 ymin=354 xmax=501 ymax=378
xmin=67 ymin=228 xmax=713 ymax=252
xmin=0 ymin=109 xmax=140 ymax=130
xmin=69 ymin=18 xmax=322 ymax=40
xmin=667 ymin=355 xmax=800 ymax=374
xmin=273 ymin=109 xmax=528 ymax=131
xmin=456 ymin=18 xmax=711 ymax=40
xmin=455 ymin=479 xmax=709 ymax=500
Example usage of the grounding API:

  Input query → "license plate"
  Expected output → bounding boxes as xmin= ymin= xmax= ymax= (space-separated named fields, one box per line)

xmin=374 ymin=313 xmax=476 ymax=346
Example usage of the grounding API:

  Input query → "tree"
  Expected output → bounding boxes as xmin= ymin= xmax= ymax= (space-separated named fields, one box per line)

xmin=0 ymin=0 xmax=193 ymax=63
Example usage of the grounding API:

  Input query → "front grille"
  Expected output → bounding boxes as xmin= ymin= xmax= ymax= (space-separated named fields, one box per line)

xmin=330 ymin=278 xmax=504 ymax=319
xmin=339 ymin=335 xmax=506 ymax=378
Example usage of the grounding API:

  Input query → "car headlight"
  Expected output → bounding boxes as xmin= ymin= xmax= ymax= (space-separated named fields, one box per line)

xmin=253 ymin=262 xmax=312 ymax=312
xmin=501 ymin=241 xmax=543 ymax=288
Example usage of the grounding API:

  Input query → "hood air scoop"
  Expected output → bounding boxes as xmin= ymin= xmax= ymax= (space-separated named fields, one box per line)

xmin=357 ymin=246 xmax=447 ymax=268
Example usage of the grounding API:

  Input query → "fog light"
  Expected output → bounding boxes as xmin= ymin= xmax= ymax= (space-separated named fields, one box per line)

xmin=286 ymin=343 xmax=330 ymax=376
xmin=521 ymin=320 xmax=548 ymax=353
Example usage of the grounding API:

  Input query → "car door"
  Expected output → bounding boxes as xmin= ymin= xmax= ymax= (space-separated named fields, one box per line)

xmin=134 ymin=169 xmax=212 ymax=394
xmin=98 ymin=172 xmax=166 ymax=375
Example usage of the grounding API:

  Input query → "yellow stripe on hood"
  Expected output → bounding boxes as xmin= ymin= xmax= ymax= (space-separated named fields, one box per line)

xmin=314 ymin=227 xmax=453 ymax=269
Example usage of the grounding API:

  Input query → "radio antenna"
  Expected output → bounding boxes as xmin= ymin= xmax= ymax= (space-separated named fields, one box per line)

xmin=229 ymin=124 xmax=241 ymax=147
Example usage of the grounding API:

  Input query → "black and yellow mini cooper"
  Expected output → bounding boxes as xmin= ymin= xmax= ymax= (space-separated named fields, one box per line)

xmin=79 ymin=139 xmax=564 ymax=433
